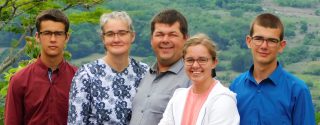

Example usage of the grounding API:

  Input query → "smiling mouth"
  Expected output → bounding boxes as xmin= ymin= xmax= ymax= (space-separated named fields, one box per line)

xmin=49 ymin=46 xmax=57 ymax=49
xmin=160 ymin=46 xmax=173 ymax=50
xmin=191 ymin=70 xmax=202 ymax=74
xmin=258 ymin=52 xmax=269 ymax=56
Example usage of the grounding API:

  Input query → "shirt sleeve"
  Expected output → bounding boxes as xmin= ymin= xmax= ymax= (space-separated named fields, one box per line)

xmin=67 ymin=66 xmax=92 ymax=124
xmin=5 ymin=76 xmax=24 ymax=125
xmin=207 ymin=95 xmax=240 ymax=125
xmin=292 ymin=84 xmax=316 ymax=125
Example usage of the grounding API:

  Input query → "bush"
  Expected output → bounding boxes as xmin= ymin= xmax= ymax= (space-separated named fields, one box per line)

xmin=316 ymin=112 xmax=320 ymax=124
xmin=316 ymin=9 xmax=320 ymax=16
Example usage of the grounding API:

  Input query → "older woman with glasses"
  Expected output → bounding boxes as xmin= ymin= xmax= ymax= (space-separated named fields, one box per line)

xmin=68 ymin=11 xmax=149 ymax=125
xmin=158 ymin=33 xmax=239 ymax=125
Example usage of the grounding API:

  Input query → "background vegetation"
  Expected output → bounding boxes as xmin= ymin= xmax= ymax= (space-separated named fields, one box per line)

xmin=0 ymin=0 xmax=319 ymax=124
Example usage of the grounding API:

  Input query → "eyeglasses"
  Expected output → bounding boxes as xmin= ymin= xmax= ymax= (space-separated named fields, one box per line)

xmin=103 ymin=30 xmax=131 ymax=38
xmin=250 ymin=36 xmax=280 ymax=47
xmin=184 ymin=57 xmax=210 ymax=66
xmin=39 ymin=31 xmax=67 ymax=39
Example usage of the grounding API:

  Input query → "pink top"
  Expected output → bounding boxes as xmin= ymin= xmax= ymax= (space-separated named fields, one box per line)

xmin=181 ymin=82 xmax=215 ymax=125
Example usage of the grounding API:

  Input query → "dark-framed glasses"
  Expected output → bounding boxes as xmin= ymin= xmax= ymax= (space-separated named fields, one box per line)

xmin=184 ymin=57 xmax=209 ymax=66
xmin=103 ymin=30 xmax=131 ymax=38
xmin=251 ymin=36 xmax=280 ymax=47
xmin=39 ymin=31 xmax=67 ymax=39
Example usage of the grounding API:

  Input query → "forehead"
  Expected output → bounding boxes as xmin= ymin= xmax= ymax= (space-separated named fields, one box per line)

xmin=103 ymin=19 xmax=129 ymax=31
xmin=252 ymin=24 xmax=281 ymax=38
xmin=153 ymin=22 xmax=181 ymax=34
xmin=185 ymin=44 xmax=210 ymax=57
xmin=40 ymin=20 xmax=65 ymax=31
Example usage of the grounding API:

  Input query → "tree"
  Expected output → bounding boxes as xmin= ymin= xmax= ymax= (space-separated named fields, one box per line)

xmin=0 ymin=0 xmax=104 ymax=75
xmin=0 ymin=0 xmax=104 ymax=123
xmin=300 ymin=21 xmax=308 ymax=33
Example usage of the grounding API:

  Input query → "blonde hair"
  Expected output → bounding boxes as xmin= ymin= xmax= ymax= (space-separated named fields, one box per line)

xmin=183 ymin=33 xmax=217 ymax=60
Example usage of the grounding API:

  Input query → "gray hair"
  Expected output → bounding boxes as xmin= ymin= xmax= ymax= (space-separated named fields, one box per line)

xmin=100 ymin=11 xmax=134 ymax=34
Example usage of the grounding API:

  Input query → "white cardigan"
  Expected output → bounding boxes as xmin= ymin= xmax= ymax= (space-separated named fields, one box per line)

xmin=158 ymin=81 xmax=239 ymax=125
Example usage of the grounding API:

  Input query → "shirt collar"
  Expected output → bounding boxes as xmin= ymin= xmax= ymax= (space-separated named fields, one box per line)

xmin=246 ymin=62 xmax=282 ymax=86
xmin=36 ymin=57 xmax=66 ymax=74
xmin=268 ymin=62 xmax=283 ymax=86
xmin=149 ymin=58 xmax=184 ymax=74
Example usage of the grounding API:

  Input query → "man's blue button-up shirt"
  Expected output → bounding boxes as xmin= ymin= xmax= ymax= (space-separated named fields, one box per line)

xmin=230 ymin=63 xmax=315 ymax=125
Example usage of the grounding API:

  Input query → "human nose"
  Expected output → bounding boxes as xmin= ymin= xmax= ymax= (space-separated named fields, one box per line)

xmin=50 ymin=34 xmax=57 ymax=41
xmin=191 ymin=60 xmax=201 ymax=67
xmin=161 ymin=34 xmax=170 ymax=41
xmin=112 ymin=33 xmax=121 ymax=41
xmin=260 ymin=39 xmax=269 ymax=47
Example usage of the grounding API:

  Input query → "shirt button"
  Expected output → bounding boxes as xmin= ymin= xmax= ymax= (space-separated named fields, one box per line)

xmin=141 ymin=110 xmax=144 ymax=113
xmin=257 ymin=90 xmax=261 ymax=93
xmin=147 ymin=95 xmax=150 ymax=97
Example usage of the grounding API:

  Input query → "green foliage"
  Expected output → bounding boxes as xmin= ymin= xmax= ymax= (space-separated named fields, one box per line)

xmin=231 ymin=51 xmax=252 ymax=72
xmin=316 ymin=112 xmax=320 ymax=124
xmin=0 ymin=0 xmax=102 ymax=123
xmin=141 ymin=56 xmax=156 ymax=66
xmin=316 ymin=9 xmax=320 ymax=16
xmin=304 ymin=32 xmax=320 ymax=45
xmin=279 ymin=45 xmax=309 ymax=65
xmin=25 ymin=36 xmax=40 ymax=59
xmin=273 ymin=0 xmax=320 ymax=8
xmin=215 ymin=0 xmax=263 ymax=12
xmin=69 ymin=7 xmax=111 ymax=24
xmin=230 ymin=9 xmax=244 ymax=17
xmin=300 ymin=21 xmax=308 ymax=33
xmin=303 ymin=64 xmax=320 ymax=75
xmin=284 ymin=22 xmax=296 ymax=37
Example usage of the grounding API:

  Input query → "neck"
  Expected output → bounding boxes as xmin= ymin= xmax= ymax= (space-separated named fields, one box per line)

xmin=157 ymin=58 xmax=180 ymax=73
xmin=105 ymin=53 xmax=129 ymax=72
xmin=192 ymin=78 xmax=215 ymax=94
xmin=253 ymin=61 xmax=277 ymax=83
xmin=40 ymin=54 xmax=63 ymax=70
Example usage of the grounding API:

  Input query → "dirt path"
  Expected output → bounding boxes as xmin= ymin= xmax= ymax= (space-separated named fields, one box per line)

xmin=261 ymin=0 xmax=320 ymax=18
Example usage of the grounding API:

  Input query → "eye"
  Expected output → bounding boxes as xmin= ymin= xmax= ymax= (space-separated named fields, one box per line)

xmin=168 ymin=33 xmax=178 ymax=37
xmin=154 ymin=33 xmax=164 ymax=37
xmin=268 ymin=38 xmax=279 ymax=43
xmin=253 ymin=37 xmax=263 ymax=41
xmin=54 ymin=31 xmax=65 ymax=36
xmin=42 ymin=31 xmax=52 ymax=36
xmin=118 ymin=31 xmax=129 ymax=36
xmin=185 ymin=58 xmax=194 ymax=63
xmin=198 ymin=57 xmax=208 ymax=63
xmin=104 ymin=32 xmax=115 ymax=37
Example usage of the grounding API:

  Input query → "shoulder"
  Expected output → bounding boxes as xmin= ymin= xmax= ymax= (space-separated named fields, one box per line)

xmin=281 ymin=70 xmax=310 ymax=93
xmin=8 ymin=62 xmax=37 ymax=90
xmin=207 ymin=83 xmax=237 ymax=110
xmin=171 ymin=88 xmax=189 ymax=100
xmin=230 ymin=71 xmax=249 ymax=89
xmin=73 ymin=59 xmax=102 ymax=77
xmin=213 ymin=82 xmax=237 ymax=100
xmin=10 ymin=62 xmax=36 ymax=82
xmin=130 ymin=58 xmax=149 ymax=70
xmin=65 ymin=61 xmax=78 ymax=71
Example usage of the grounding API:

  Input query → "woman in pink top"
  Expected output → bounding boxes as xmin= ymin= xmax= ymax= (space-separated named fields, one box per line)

xmin=158 ymin=33 xmax=239 ymax=125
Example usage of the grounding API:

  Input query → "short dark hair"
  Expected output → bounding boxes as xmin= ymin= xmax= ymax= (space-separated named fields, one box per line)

xmin=249 ymin=13 xmax=284 ymax=41
xmin=36 ymin=9 xmax=69 ymax=32
xmin=151 ymin=9 xmax=188 ymax=38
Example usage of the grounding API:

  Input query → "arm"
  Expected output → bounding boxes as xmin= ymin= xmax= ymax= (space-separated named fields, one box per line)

xmin=207 ymin=95 xmax=240 ymax=125
xmin=5 ymin=76 xmax=24 ymax=125
xmin=292 ymin=85 xmax=316 ymax=125
xmin=67 ymin=66 xmax=92 ymax=124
